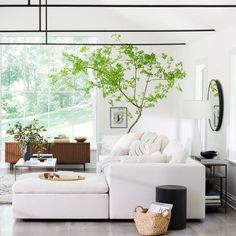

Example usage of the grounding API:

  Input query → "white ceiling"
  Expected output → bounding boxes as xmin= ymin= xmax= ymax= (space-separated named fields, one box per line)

xmin=1 ymin=0 xmax=236 ymax=44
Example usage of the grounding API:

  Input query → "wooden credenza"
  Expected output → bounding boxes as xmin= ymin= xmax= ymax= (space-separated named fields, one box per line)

xmin=5 ymin=142 xmax=90 ymax=169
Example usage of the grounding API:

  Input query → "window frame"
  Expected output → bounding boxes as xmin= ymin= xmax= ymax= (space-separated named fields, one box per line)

xmin=195 ymin=60 xmax=207 ymax=151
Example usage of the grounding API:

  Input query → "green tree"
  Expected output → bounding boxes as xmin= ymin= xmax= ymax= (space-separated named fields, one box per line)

xmin=51 ymin=36 xmax=186 ymax=132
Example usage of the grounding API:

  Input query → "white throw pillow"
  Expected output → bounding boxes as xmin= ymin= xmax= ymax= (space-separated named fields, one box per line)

xmin=100 ymin=134 xmax=123 ymax=155
xmin=162 ymin=140 xmax=188 ymax=163
xmin=141 ymin=131 xmax=156 ymax=142
xmin=159 ymin=135 xmax=169 ymax=153
xmin=129 ymin=133 xmax=162 ymax=156
xmin=169 ymin=148 xmax=188 ymax=164
xmin=111 ymin=132 xmax=142 ymax=156
xmin=129 ymin=140 xmax=149 ymax=156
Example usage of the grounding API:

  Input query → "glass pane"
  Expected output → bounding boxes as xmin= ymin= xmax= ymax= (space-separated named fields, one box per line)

xmin=1 ymin=92 xmax=25 ymax=145
xmin=0 ymin=36 xmax=96 ymax=160
xmin=1 ymin=64 xmax=25 ymax=92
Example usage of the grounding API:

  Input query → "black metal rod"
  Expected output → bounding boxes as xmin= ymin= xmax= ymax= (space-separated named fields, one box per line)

xmin=0 ymin=42 xmax=186 ymax=46
xmin=39 ymin=0 xmax=41 ymax=31
xmin=1 ymin=4 xmax=236 ymax=8
xmin=45 ymin=0 xmax=48 ymax=44
xmin=28 ymin=0 xmax=31 ymax=5
xmin=0 ymin=29 xmax=215 ymax=33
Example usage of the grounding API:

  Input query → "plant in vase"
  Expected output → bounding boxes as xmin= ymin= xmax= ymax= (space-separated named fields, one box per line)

xmin=6 ymin=119 xmax=48 ymax=161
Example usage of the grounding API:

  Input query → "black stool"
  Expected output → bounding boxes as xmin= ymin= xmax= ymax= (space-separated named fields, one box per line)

xmin=156 ymin=185 xmax=187 ymax=230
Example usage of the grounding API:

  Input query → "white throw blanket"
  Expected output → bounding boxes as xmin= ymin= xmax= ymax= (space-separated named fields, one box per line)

xmin=97 ymin=156 xmax=123 ymax=173
xmin=97 ymin=153 xmax=168 ymax=173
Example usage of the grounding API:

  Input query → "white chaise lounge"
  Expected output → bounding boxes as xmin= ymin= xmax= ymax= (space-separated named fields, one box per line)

xmin=12 ymin=173 xmax=109 ymax=219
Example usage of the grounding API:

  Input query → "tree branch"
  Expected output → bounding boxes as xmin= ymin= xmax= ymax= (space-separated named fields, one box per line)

xmin=118 ymin=87 xmax=140 ymax=109
xmin=134 ymin=67 xmax=137 ymax=98
xmin=149 ymin=78 xmax=167 ymax=82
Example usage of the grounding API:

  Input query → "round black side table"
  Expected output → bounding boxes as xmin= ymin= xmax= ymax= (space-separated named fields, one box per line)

xmin=156 ymin=185 xmax=187 ymax=230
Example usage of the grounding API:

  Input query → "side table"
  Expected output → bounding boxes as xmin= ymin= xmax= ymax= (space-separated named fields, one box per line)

xmin=194 ymin=157 xmax=227 ymax=213
xmin=156 ymin=185 xmax=187 ymax=230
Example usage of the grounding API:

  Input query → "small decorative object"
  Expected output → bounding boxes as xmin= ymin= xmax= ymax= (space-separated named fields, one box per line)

xmin=200 ymin=150 xmax=218 ymax=159
xmin=110 ymin=107 xmax=127 ymax=128
xmin=74 ymin=136 xmax=87 ymax=142
xmin=38 ymin=157 xmax=47 ymax=162
xmin=6 ymin=119 xmax=48 ymax=161
xmin=39 ymin=172 xmax=85 ymax=181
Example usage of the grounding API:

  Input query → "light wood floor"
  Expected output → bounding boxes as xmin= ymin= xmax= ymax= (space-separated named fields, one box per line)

xmin=1 ymin=166 xmax=236 ymax=236
xmin=1 ymin=206 xmax=236 ymax=236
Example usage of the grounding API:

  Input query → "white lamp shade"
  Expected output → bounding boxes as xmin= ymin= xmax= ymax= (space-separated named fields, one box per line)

xmin=182 ymin=100 xmax=210 ymax=120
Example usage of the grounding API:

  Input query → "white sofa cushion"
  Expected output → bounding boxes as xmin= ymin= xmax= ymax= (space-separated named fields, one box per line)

xmin=100 ymin=134 xmax=122 ymax=155
xmin=111 ymin=132 xmax=142 ymax=156
xmin=13 ymin=173 xmax=108 ymax=194
xmin=169 ymin=148 xmax=188 ymax=164
xmin=163 ymin=140 xmax=188 ymax=163
xmin=121 ymin=152 xmax=167 ymax=163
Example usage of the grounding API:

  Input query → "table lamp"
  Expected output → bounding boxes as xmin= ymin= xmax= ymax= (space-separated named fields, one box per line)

xmin=182 ymin=100 xmax=210 ymax=156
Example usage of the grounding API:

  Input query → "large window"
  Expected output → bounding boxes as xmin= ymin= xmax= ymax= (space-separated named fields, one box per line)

xmin=0 ymin=36 xmax=96 ymax=160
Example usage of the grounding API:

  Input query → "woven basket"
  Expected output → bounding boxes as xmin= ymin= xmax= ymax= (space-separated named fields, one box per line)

xmin=134 ymin=206 xmax=171 ymax=236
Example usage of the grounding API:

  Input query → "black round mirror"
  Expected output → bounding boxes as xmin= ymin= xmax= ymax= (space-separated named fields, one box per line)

xmin=207 ymin=79 xmax=224 ymax=131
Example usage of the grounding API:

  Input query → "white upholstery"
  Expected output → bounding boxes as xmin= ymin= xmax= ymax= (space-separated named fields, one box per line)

xmin=96 ymin=135 xmax=205 ymax=220
xmin=100 ymin=134 xmax=122 ymax=155
xmin=13 ymin=173 xmax=108 ymax=194
xmin=104 ymin=158 xmax=205 ymax=219
xmin=111 ymin=132 xmax=142 ymax=156
xmin=13 ymin=194 xmax=108 ymax=219
xmin=98 ymin=154 xmax=110 ymax=162
xmin=12 ymin=172 xmax=109 ymax=219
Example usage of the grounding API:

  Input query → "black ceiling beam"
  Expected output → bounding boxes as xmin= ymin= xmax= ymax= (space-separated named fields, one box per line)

xmin=0 ymin=29 xmax=215 ymax=33
xmin=1 ymin=4 xmax=236 ymax=8
xmin=0 ymin=42 xmax=186 ymax=46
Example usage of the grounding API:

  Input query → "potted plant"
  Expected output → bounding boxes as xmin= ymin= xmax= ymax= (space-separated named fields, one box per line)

xmin=6 ymin=119 xmax=48 ymax=161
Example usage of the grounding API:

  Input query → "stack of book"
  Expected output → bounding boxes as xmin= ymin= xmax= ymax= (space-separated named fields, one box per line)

xmin=205 ymin=190 xmax=221 ymax=205
xmin=195 ymin=156 xmax=221 ymax=163
xmin=54 ymin=134 xmax=70 ymax=143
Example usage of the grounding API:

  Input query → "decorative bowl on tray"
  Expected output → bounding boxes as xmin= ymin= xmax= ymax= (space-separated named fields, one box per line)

xmin=74 ymin=136 xmax=87 ymax=142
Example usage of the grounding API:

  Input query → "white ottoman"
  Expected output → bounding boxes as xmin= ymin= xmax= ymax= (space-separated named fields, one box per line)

xmin=12 ymin=173 xmax=109 ymax=219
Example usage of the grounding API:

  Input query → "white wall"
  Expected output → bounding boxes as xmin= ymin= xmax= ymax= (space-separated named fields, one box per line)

xmin=181 ymin=23 xmax=236 ymax=205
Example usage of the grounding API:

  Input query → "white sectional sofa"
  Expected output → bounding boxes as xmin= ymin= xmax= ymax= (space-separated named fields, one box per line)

xmin=97 ymin=132 xmax=205 ymax=219
xmin=12 ymin=132 xmax=205 ymax=220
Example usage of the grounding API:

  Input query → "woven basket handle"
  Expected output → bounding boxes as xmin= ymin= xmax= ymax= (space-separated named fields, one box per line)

xmin=161 ymin=209 xmax=170 ymax=217
xmin=134 ymin=205 xmax=146 ymax=213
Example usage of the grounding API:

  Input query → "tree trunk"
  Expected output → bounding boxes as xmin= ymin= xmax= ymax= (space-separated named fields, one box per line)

xmin=128 ymin=111 xmax=142 ymax=133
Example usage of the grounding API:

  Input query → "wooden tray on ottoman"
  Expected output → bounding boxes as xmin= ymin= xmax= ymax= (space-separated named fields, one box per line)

xmin=39 ymin=172 xmax=85 ymax=181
